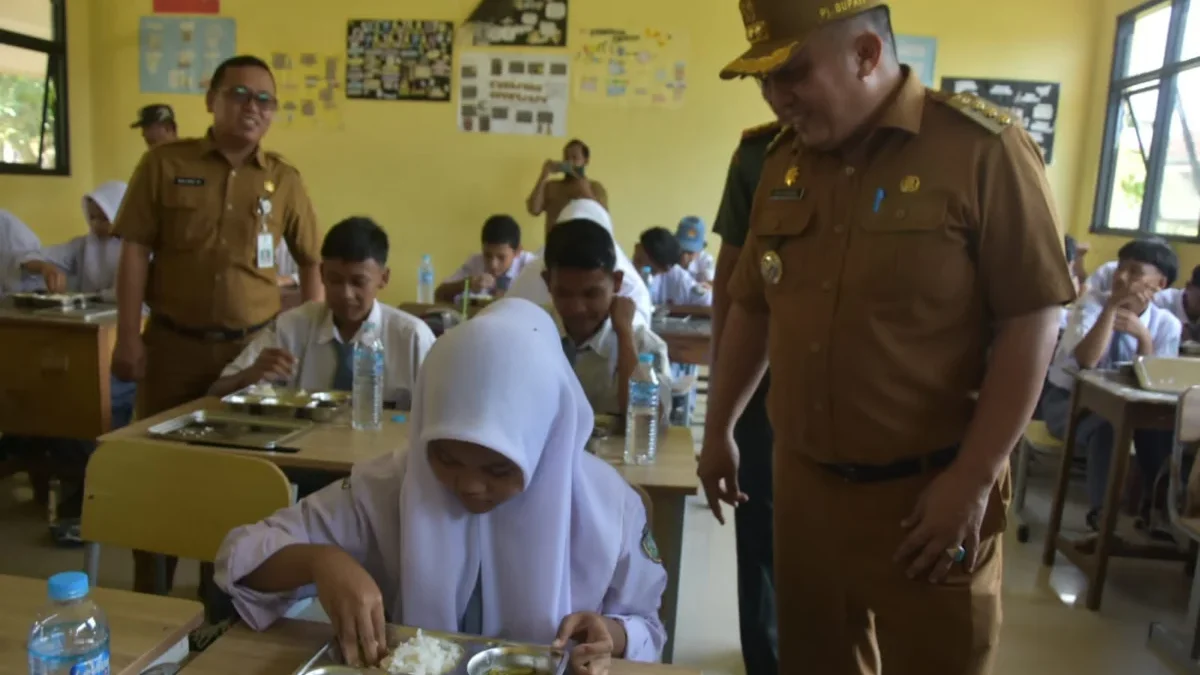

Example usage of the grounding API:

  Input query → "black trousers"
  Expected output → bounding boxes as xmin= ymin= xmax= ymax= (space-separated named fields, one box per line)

xmin=734 ymin=373 xmax=777 ymax=675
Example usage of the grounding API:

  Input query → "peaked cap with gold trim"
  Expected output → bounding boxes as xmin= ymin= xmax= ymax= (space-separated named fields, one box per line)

xmin=721 ymin=0 xmax=887 ymax=79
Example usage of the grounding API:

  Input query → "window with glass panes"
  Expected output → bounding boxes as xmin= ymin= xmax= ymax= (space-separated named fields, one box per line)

xmin=0 ymin=0 xmax=68 ymax=175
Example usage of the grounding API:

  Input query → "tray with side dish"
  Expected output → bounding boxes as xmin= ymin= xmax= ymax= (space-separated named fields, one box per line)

xmin=222 ymin=384 xmax=352 ymax=423
xmin=147 ymin=409 xmax=311 ymax=451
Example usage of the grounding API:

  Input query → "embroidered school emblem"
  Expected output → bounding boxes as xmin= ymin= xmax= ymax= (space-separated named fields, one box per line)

xmin=641 ymin=525 xmax=662 ymax=564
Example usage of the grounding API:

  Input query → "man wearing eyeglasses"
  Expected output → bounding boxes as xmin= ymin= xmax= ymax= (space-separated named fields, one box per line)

xmin=112 ymin=54 xmax=323 ymax=594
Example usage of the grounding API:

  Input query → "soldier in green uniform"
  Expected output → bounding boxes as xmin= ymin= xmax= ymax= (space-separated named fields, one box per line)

xmin=708 ymin=92 xmax=785 ymax=675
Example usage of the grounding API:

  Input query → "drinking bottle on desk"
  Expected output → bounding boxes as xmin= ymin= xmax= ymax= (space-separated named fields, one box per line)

xmin=28 ymin=572 xmax=110 ymax=675
xmin=624 ymin=353 xmax=659 ymax=465
xmin=352 ymin=322 xmax=384 ymax=431
xmin=417 ymin=254 xmax=435 ymax=304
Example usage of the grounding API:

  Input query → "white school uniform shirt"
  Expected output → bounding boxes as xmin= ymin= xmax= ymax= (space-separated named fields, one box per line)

xmin=443 ymin=250 xmax=538 ymax=292
xmin=554 ymin=314 xmax=674 ymax=424
xmin=1153 ymin=286 xmax=1193 ymax=327
xmin=20 ymin=234 xmax=122 ymax=299
xmin=0 ymin=209 xmax=42 ymax=296
xmin=1047 ymin=296 xmax=1182 ymax=390
xmin=686 ymin=250 xmax=716 ymax=284
xmin=648 ymin=264 xmax=713 ymax=307
xmin=222 ymin=301 xmax=436 ymax=408
xmin=275 ymin=241 xmax=299 ymax=285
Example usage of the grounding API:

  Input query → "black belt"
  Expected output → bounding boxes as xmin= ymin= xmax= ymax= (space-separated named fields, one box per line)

xmin=152 ymin=313 xmax=272 ymax=342
xmin=815 ymin=445 xmax=960 ymax=483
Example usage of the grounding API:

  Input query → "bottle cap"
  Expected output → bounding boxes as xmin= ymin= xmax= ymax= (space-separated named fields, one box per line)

xmin=638 ymin=353 xmax=655 ymax=364
xmin=422 ymin=254 xmax=432 ymax=262
xmin=47 ymin=571 xmax=89 ymax=602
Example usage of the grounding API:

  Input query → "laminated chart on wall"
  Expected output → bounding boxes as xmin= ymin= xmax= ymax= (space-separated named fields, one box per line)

xmin=941 ymin=77 xmax=1060 ymax=163
xmin=468 ymin=0 xmax=568 ymax=47
xmin=271 ymin=53 xmax=343 ymax=130
xmin=895 ymin=35 xmax=937 ymax=88
xmin=139 ymin=16 xmax=235 ymax=94
xmin=573 ymin=28 xmax=687 ymax=108
xmin=346 ymin=20 xmax=454 ymax=101
xmin=458 ymin=52 xmax=569 ymax=136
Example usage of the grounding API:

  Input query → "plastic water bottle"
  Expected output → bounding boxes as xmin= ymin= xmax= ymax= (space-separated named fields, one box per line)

xmin=417 ymin=255 xmax=435 ymax=304
xmin=640 ymin=266 xmax=654 ymax=287
xmin=352 ymin=322 xmax=384 ymax=431
xmin=28 ymin=572 xmax=110 ymax=675
xmin=624 ymin=353 xmax=659 ymax=465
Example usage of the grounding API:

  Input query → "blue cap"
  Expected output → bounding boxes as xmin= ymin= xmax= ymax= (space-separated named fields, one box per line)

xmin=675 ymin=217 xmax=707 ymax=253
xmin=638 ymin=353 xmax=655 ymax=364
xmin=47 ymin=572 xmax=89 ymax=601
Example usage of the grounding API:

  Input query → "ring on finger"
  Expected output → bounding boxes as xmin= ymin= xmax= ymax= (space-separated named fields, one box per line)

xmin=945 ymin=544 xmax=966 ymax=563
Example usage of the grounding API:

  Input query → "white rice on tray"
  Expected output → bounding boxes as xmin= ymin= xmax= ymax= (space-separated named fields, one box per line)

xmin=380 ymin=630 xmax=464 ymax=675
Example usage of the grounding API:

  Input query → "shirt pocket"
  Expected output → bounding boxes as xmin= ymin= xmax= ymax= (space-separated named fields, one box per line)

xmin=160 ymin=186 xmax=210 ymax=252
xmin=857 ymin=195 xmax=972 ymax=304
xmin=754 ymin=197 xmax=818 ymax=300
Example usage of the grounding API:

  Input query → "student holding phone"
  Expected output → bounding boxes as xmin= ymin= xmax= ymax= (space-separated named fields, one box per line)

xmin=526 ymin=139 xmax=609 ymax=235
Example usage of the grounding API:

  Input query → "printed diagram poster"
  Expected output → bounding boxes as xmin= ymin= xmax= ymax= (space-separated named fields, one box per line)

xmin=139 ymin=16 xmax=235 ymax=94
xmin=346 ymin=20 xmax=453 ymax=101
xmin=895 ymin=35 xmax=937 ymax=88
xmin=272 ymin=53 xmax=342 ymax=130
xmin=941 ymin=77 xmax=1060 ymax=163
xmin=458 ymin=52 xmax=569 ymax=137
xmin=574 ymin=28 xmax=687 ymax=108
xmin=469 ymin=0 xmax=568 ymax=47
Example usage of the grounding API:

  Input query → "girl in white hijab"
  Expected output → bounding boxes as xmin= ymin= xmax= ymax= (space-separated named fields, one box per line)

xmin=216 ymin=298 xmax=668 ymax=672
xmin=0 ymin=209 xmax=42 ymax=296
xmin=19 ymin=180 xmax=126 ymax=300
xmin=507 ymin=199 xmax=654 ymax=324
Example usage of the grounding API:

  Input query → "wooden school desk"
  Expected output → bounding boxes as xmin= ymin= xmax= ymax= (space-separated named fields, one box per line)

xmin=100 ymin=397 xmax=699 ymax=662
xmin=0 ymin=573 xmax=202 ymax=675
xmin=182 ymin=620 xmax=702 ymax=675
xmin=1041 ymin=370 xmax=1188 ymax=610
xmin=651 ymin=316 xmax=711 ymax=367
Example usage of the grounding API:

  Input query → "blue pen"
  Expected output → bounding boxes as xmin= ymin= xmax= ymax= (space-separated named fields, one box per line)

xmin=873 ymin=188 xmax=886 ymax=213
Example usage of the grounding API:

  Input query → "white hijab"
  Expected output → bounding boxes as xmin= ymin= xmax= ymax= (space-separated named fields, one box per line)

xmin=0 ymin=210 xmax=41 ymax=296
xmin=506 ymin=199 xmax=654 ymax=324
xmin=79 ymin=181 xmax=126 ymax=294
xmin=399 ymin=297 xmax=625 ymax=642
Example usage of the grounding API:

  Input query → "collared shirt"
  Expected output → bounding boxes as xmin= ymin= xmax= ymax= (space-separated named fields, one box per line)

xmin=443 ymin=250 xmax=539 ymax=293
xmin=554 ymin=314 xmax=673 ymax=424
xmin=648 ymin=265 xmax=713 ymax=307
xmin=276 ymin=241 xmax=300 ymax=285
xmin=1047 ymin=297 xmax=1181 ymax=390
xmin=221 ymin=301 xmax=436 ymax=408
xmin=113 ymin=134 xmax=322 ymax=330
xmin=20 ymin=234 xmax=121 ymax=299
xmin=542 ymin=178 xmax=608 ymax=231
xmin=728 ymin=68 xmax=1076 ymax=463
xmin=685 ymin=251 xmax=716 ymax=284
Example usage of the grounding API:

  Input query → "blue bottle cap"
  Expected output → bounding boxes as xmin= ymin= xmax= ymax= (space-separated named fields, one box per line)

xmin=638 ymin=353 xmax=655 ymax=364
xmin=391 ymin=414 xmax=407 ymax=423
xmin=47 ymin=571 xmax=89 ymax=601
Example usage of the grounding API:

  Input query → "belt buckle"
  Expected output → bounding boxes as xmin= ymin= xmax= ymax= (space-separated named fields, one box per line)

xmin=841 ymin=465 xmax=859 ymax=482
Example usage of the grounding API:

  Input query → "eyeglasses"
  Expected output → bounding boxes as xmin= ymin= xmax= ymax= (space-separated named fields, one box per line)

xmin=222 ymin=85 xmax=278 ymax=112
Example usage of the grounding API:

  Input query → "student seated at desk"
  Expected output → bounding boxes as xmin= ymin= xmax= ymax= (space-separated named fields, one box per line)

xmin=209 ymin=217 xmax=435 ymax=410
xmin=18 ymin=181 xmax=127 ymax=301
xmin=543 ymin=218 xmax=673 ymax=426
xmin=1043 ymin=238 xmax=1181 ymax=531
xmin=0 ymin=209 xmax=41 ymax=296
xmin=675 ymin=216 xmax=715 ymax=285
xmin=215 ymin=298 xmax=667 ymax=670
xmin=435 ymin=215 xmax=537 ymax=303
xmin=634 ymin=227 xmax=713 ymax=308
xmin=1153 ymin=264 xmax=1200 ymax=341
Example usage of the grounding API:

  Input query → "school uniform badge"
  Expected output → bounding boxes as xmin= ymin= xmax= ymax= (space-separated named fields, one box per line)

xmin=641 ymin=525 xmax=662 ymax=564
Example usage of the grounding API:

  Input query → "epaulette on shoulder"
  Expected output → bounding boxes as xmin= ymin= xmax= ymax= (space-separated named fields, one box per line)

xmin=741 ymin=120 xmax=781 ymax=142
xmin=933 ymin=91 xmax=1014 ymax=135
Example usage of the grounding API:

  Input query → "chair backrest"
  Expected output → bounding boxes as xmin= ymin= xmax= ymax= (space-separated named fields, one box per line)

xmin=1170 ymin=386 xmax=1200 ymax=526
xmin=81 ymin=440 xmax=293 ymax=562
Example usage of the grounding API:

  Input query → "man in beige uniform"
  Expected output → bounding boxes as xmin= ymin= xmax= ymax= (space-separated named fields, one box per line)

xmin=526 ymin=138 xmax=609 ymax=234
xmin=699 ymin=2 xmax=1076 ymax=674
xmin=113 ymin=55 xmax=323 ymax=593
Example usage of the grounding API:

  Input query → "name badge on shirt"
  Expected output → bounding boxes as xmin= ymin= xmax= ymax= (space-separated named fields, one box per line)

xmin=257 ymin=233 xmax=275 ymax=269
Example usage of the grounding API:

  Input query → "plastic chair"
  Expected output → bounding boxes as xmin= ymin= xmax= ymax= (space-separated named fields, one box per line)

xmin=80 ymin=440 xmax=293 ymax=590
xmin=1013 ymin=420 xmax=1066 ymax=543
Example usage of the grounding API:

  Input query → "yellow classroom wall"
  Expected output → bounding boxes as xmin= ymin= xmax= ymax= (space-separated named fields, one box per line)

xmin=3 ymin=0 xmax=1105 ymax=303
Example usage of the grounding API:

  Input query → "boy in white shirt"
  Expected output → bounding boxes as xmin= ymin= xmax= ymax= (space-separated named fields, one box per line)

xmin=1043 ymin=238 xmax=1181 ymax=530
xmin=675 ymin=216 xmax=716 ymax=284
xmin=1152 ymin=264 xmax=1200 ymax=340
xmin=634 ymin=227 xmax=714 ymax=307
xmin=436 ymin=215 xmax=537 ymax=303
xmin=210 ymin=217 xmax=435 ymax=412
xmin=542 ymin=217 xmax=673 ymax=426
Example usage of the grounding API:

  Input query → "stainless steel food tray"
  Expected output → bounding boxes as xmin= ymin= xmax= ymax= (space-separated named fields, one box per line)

xmin=147 ymin=409 xmax=312 ymax=451
xmin=10 ymin=291 xmax=103 ymax=310
xmin=222 ymin=385 xmax=351 ymax=422
xmin=293 ymin=625 xmax=566 ymax=675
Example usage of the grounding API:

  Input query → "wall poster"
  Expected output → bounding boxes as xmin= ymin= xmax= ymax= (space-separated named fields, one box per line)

xmin=895 ymin=35 xmax=937 ymax=88
xmin=573 ymin=27 xmax=687 ymax=108
xmin=139 ymin=16 xmax=235 ymax=94
xmin=458 ymin=52 xmax=569 ymax=136
xmin=345 ymin=19 xmax=454 ymax=101
xmin=469 ymin=0 xmax=568 ymax=47
xmin=941 ymin=77 xmax=1060 ymax=163
xmin=271 ymin=52 xmax=342 ymax=129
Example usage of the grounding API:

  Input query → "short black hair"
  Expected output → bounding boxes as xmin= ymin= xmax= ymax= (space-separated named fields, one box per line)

xmin=321 ymin=217 xmax=389 ymax=265
xmin=1064 ymin=235 xmax=1077 ymax=264
xmin=639 ymin=227 xmax=682 ymax=269
xmin=481 ymin=215 xmax=521 ymax=249
xmin=1118 ymin=236 xmax=1178 ymax=286
xmin=1189 ymin=264 xmax=1200 ymax=288
xmin=565 ymin=139 xmax=590 ymax=161
xmin=209 ymin=55 xmax=275 ymax=92
xmin=544 ymin=219 xmax=616 ymax=273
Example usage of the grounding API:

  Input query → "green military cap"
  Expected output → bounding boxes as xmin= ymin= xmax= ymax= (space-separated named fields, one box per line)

xmin=720 ymin=0 xmax=886 ymax=79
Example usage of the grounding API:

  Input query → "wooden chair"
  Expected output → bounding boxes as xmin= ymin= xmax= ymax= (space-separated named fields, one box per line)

xmin=1013 ymin=420 xmax=1066 ymax=543
xmin=80 ymin=440 xmax=292 ymax=590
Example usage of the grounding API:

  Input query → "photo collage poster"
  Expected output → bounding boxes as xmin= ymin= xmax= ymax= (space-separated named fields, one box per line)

xmin=346 ymin=19 xmax=454 ymax=102
xmin=573 ymin=27 xmax=688 ymax=108
xmin=271 ymin=52 xmax=343 ymax=129
xmin=458 ymin=52 xmax=570 ymax=137
xmin=139 ymin=16 xmax=235 ymax=94
xmin=470 ymin=0 xmax=568 ymax=47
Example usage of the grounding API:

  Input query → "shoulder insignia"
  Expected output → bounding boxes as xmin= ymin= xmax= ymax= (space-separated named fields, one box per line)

xmin=940 ymin=92 xmax=1013 ymax=135
xmin=741 ymin=120 xmax=782 ymax=142
xmin=640 ymin=524 xmax=662 ymax=564
xmin=766 ymin=125 xmax=794 ymax=154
